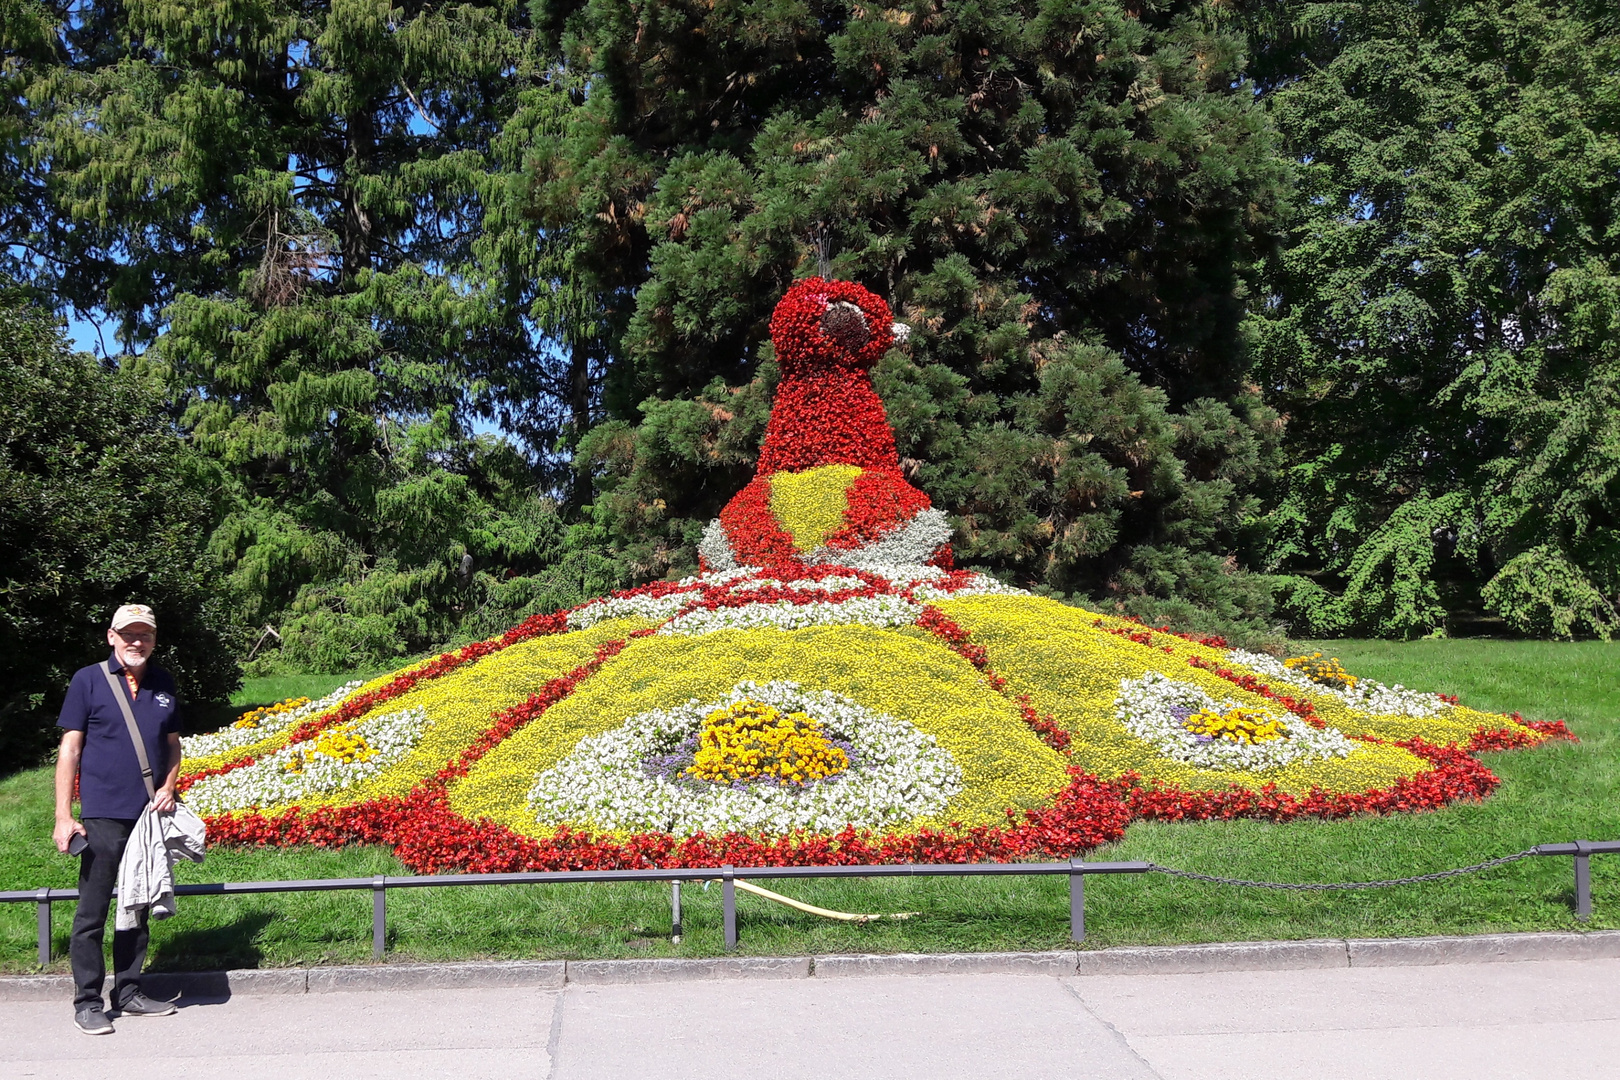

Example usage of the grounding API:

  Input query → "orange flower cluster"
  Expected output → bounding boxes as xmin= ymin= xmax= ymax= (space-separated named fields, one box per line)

xmin=1183 ymin=707 xmax=1288 ymax=744
xmin=1285 ymin=652 xmax=1359 ymax=689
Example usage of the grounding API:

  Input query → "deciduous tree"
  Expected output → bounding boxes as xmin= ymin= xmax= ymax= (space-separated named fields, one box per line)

xmin=0 ymin=294 xmax=238 ymax=768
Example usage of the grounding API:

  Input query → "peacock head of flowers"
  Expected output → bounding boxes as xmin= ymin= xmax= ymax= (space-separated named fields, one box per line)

xmin=768 ymin=276 xmax=898 ymax=378
xmin=702 ymin=278 xmax=953 ymax=574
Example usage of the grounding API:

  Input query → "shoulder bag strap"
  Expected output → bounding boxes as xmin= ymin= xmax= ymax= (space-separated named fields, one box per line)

xmin=102 ymin=660 xmax=157 ymax=802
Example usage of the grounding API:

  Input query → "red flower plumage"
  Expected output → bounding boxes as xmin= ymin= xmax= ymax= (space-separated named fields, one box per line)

xmin=710 ymin=277 xmax=952 ymax=569
xmin=758 ymin=277 xmax=901 ymax=473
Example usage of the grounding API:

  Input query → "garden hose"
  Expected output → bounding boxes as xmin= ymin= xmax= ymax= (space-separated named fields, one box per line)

xmin=734 ymin=878 xmax=918 ymax=923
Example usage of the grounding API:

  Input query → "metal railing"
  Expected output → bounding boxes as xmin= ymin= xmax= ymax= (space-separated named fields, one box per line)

xmin=3 ymin=841 xmax=1614 ymax=967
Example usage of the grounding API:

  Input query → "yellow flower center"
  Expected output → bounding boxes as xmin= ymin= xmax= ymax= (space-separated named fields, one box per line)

xmin=1184 ymin=707 xmax=1287 ymax=745
xmin=768 ymin=464 xmax=864 ymax=551
xmin=1284 ymin=652 xmax=1357 ymax=689
xmin=685 ymin=700 xmax=850 ymax=785
xmin=311 ymin=729 xmax=376 ymax=765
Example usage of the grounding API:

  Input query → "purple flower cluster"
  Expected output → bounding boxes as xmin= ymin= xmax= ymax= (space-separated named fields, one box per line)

xmin=1169 ymin=704 xmax=1216 ymax=743
xmin=641 ymin=734 xmax=700 ymax=785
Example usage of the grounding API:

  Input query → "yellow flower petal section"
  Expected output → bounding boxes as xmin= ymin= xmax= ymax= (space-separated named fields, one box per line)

xmin=223 ymin=618 xmax=651 ymax=814
xmin=450 ymin=624 xmax=1070 ymax=836
xmin=768 ymin=464 xmax=863 ymax=551
xmin=1083 ymin=610 xmax=1532 ymax=745
xmin=935 ymin=596 xmax=1432 ymax=795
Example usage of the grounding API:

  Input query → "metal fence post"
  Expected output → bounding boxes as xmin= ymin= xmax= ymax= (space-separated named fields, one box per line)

xmin=36 ymin=889 xmax=51 ymax=967
xmin=1068 ymin=860 xmax=1085 ymax=943
xmin=722 ymin=866 xmax=737 ymax=952
xmin=671 ymin=881 xmax=683 ymax=944
xmin=372 ymin=876 xmax=387 ymax=959
xmin=1575 ymin=841 xmax=1593 ymax=922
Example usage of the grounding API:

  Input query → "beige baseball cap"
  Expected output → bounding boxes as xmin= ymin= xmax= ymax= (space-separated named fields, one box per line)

xmin=110 ymin=604 xmax=157 ymax=631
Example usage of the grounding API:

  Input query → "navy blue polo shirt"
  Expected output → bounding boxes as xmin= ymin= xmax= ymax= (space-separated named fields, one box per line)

xmin=57 ymin=652 xmax=182 ymax=819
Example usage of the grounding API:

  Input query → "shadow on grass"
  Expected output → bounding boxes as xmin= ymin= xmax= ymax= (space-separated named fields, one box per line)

xmin=147 ymin=909 xmax=274 ymax=973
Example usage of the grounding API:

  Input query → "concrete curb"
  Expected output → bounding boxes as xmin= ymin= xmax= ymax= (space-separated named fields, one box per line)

xmin=1073 ymin=938 xmax=1350 ymax=976
xmin=814 ymin=951 xmax=1080 ymax=978
xmin=4 ymin=930 xmax=1617 ymax=1001
xmin=306 ymin=960 xmax=565 ymax=993
xmin=567 ymin=956 xmax=809 ymax=984
xmin=148 ymin=968 xmax=306 ymax=998
xmin=1345 ymin=930 xmax=1620 ymax=967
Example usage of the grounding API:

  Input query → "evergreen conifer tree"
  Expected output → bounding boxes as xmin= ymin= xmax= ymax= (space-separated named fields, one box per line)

xmin=17 ymin=0 xmax=623 ymax=667
xmin=533 ymin=0 xmax=1290 ymax=633
xmin=1250 ymin=0 xmax=1620 ymax=638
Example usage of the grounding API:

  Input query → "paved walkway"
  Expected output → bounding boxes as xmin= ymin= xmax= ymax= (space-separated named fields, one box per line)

xmin=4 ymin=957 xmax=1618 ymax=1079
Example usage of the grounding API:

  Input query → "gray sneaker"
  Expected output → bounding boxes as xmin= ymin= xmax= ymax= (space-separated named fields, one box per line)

xmin=115 ymin=992 xmax=178 ymax=1017
xmin=75 ymin=1008 xmax=114 ymax=1035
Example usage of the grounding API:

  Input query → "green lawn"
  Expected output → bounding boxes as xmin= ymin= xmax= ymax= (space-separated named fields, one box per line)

xmin=3 ymin=642 xmax=1616 ymax=972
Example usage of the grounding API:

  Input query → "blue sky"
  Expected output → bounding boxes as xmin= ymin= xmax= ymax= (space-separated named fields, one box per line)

xmin=65 ymin=311 xmax=113 ymax=358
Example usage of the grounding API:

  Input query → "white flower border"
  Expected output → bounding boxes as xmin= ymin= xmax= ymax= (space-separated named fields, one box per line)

xmin=1115 ymin=672 xmax=1355 ymax=772
xmin=526 ymin=680 xmax=962 ymax=836
xmin=698 ymin=518 xmax=738 ymax=572
xmin=801 ymin=506 xmax=953 ymax=569
xmin=658 ymin=595 xmax=923 ymax=636
xmin=566 ymin=591 xmax=695 ymax=630
xmin=181 ymin=682 xmax=365 ymax=759
xmin=564 ymin=565 xmax=1025 ymax=636
xmin=702 ymin=503 xmax=953 ymax=574
xmin=904 ymin=570 xmax=1025 ymax=602
xmin=185 ymin=706 xmax=432 ymax=814
xmin=1227 ymin=650 xmax=1448 ymax=719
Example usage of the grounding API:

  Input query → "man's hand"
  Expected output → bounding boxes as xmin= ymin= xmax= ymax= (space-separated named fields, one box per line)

xmin=54 ymin=817 xmax=86 ymax=854
xmin=54 ymin=730 xmax=86 ymax=852
xmin=157 ymin=732 xmax=183 ymax=813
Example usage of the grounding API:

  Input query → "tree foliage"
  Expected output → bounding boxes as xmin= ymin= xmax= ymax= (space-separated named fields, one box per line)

xmin=13 ymin=0 xmax=621 ymax=669
xmin=4 ymin=0 xmax=1617 ymax=658
xmin=1252 ymin=0 xmax=1620 ymax=638
xmin=0 ymin=295 xmax=239 ymax=767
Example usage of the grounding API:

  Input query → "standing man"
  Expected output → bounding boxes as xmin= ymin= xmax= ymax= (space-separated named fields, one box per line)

xmin=54 ymin=604 xmax=185 ymax=1034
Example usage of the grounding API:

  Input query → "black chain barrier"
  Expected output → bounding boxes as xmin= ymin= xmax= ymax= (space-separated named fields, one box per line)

xmin=1147 ymin=847 xmax=1543 ymax=891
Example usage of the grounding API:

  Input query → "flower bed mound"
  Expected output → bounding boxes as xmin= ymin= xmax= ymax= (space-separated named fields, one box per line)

xmin=176 ymin=574 xmax=1572 ymax=873
xmin=446 ymin=624 xmax=1069 ymax=838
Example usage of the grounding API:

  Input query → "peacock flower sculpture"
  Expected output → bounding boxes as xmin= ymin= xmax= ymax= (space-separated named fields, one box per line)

xmin=175 ymin=280 xmax=1571 ymax=874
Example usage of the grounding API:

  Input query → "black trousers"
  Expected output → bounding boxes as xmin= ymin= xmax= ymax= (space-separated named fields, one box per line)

xmin=70 ymin=817 xmax=148 ymax=1010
